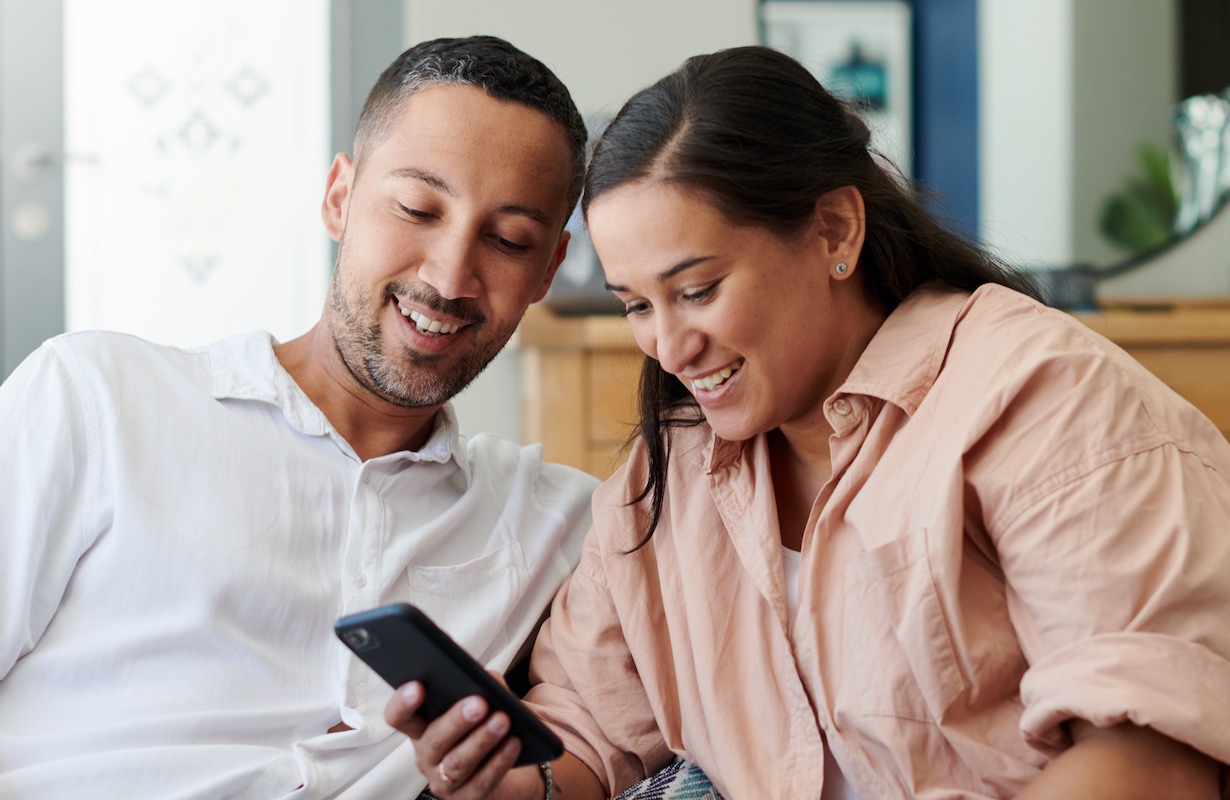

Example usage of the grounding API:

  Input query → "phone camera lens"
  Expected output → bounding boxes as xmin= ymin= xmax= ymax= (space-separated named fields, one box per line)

xmin=343 ymin=628 xmax=377 ymax=651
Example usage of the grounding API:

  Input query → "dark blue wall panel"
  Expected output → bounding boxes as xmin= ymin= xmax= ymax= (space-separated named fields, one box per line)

xmin=912 ymin=0 xmax=979 ymax=238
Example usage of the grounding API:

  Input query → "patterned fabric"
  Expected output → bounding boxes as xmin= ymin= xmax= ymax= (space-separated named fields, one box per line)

xmin=615 ymin=759 xmax=724 ymax=800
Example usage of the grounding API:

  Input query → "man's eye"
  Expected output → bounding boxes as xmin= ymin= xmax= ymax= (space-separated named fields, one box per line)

xmin=495 ymin=236 xmax=529 ymax=253
xmin=398 ymin=204 xmax=432 ymax=219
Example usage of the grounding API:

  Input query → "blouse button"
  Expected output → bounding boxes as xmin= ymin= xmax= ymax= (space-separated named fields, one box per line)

xmin=832 ymin=398 xmax=852 ymax=416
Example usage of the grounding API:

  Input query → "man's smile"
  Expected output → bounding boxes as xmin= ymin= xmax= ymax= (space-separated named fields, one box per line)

xmin=397 ymin=301 xmax=464 ymax=336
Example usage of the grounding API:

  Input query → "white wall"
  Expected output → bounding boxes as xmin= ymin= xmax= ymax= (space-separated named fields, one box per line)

xmin=406 ymin=0 xmax=759 ymax=443
xmin=1071 ymin=0 xmax=1177 ymax=269
xmin=979 ymin=0 xmax=1178 ymax=270
xmin=978 ymin=0 xmax=1075 ymax=269
xmin=404 ymin=0 xmax=758 ymax=116
xmin=421 ymin=0 xmax=1184 ymax=444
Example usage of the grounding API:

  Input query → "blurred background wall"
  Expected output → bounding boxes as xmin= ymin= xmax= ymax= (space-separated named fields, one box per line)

xmin=3 ymin=0 xmax=1221 ymax=446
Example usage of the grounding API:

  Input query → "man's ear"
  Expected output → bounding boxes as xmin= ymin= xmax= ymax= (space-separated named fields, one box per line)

xmin=813 ymin=185 xmax=866 ymax=267
xmin=322 ymin=153 xmax=354 ymax=243
xmin=529 ymin=229 xmax=571 ymax=304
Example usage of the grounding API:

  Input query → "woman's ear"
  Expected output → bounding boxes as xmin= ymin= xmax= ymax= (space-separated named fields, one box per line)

xmin=813 ymin=185 xmax=866 ymax=268
xmin=321 ymin=153 xmax=355 ymax=243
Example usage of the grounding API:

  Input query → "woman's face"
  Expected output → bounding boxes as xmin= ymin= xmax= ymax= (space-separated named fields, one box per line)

xmin=588 ymin=179 xmax=872 ymax=442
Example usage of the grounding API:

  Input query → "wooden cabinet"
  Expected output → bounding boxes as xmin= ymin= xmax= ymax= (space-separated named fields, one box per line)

xmin=1075 ymin=302 xmax=1230 ymax=438
xmin=518 ymin=308 xmax=642 ymax=479
xmin=521 ymin=302 xmax=1230 ymax=478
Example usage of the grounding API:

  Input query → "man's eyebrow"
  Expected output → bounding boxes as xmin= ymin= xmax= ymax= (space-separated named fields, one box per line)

xmin=389 ymin=167 xmax=452 ymax=195
xmin=605 ymin=256 xmax=713 ymax=293
xmin=388 ymin=167 xmax=552 ymax=228
xmin=497 ymin=203 xmax=552 ymax=228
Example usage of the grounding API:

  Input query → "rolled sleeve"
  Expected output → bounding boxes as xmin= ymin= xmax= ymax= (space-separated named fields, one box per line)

xmin=995 ymin=441 xmax=1230 ymax=765
xmin=1020 ymin=632 xmax=1230 ymax=762
xmin=524 ymin=539 xmax=674 ymax=796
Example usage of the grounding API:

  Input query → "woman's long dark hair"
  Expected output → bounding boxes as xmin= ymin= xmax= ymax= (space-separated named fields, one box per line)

xmin=583 ymin=46 xmax=1039 ymax=546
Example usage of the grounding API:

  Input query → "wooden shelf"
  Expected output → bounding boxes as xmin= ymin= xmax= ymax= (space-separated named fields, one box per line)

xmin=1076 ymin=303 xmax=1230 ymax=345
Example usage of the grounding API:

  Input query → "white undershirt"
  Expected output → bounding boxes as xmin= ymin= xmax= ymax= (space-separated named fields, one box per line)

xmin=782 ymin=547 xmax=862 ymax=800
xmin=782 ymin=547 xmax=803 ymax=634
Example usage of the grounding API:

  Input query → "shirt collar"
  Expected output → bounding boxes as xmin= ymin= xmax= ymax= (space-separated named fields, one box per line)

xmin=206 ymin=331 xmax=468 ymax=472
xmin=838 ymin=282 xmax=971 ymax=417
xmin=704 ymin=434 xmax=746 ymax=474
xmin=700 ymin=282 xmax=974 ymax=472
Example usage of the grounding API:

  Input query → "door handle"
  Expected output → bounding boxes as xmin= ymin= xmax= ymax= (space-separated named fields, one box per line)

xmin=10 ymin=143 xmax=98 ymax=183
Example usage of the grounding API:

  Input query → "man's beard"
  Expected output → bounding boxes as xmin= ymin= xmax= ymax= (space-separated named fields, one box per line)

xmin=326 ymin=253 xmax=516 ymax=409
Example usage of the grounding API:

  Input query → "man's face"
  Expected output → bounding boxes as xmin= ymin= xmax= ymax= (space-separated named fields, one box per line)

xmin=320 ymin=84 xmax=573 ymax=408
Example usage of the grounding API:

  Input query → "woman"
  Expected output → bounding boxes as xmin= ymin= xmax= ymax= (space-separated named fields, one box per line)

xmin=389 ymin=46 xmax=1230 ymax=799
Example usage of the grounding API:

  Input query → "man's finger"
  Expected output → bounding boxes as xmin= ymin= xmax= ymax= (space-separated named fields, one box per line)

xmin=384 ymin=681 xmax=430 ymax=737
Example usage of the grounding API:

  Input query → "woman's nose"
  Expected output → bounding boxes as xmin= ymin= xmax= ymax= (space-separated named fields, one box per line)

xmin=649 ymin=313 xmax=704 ymax=377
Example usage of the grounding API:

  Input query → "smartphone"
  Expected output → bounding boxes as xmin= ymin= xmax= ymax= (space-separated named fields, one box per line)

xmin=334 ymin=602 xmax=563 ymax=766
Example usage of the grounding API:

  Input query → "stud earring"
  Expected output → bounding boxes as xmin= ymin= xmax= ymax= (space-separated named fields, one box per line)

xmin=834 ymin=261 xmax=849 ymax=276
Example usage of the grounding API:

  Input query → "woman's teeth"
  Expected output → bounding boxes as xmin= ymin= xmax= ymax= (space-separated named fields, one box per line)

xmin=691 ymin=361 xmax=742 ymax=392
xmin=400 ymin=304 xmax=460 ymax=335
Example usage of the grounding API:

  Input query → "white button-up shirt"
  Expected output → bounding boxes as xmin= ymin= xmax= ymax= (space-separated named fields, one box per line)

xmin=0 ymin=330 xmax=597 ymax=799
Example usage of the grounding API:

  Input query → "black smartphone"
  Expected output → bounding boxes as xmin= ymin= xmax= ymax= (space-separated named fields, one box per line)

xmin=334 ymin=602 xmax=563 ymax=766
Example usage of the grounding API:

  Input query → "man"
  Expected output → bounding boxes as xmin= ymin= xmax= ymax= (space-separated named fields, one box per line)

xmin=0 ymin=36 xmax=597 ymax=799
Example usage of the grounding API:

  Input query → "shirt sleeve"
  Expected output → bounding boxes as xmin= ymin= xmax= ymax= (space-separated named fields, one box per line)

xmin=994 ymin=440 xmax=1230 ymax=765
xmin=522 ymin=529 xmax=675 ymax=797
xmin=0 ymin=341 xmax=100 ymax=678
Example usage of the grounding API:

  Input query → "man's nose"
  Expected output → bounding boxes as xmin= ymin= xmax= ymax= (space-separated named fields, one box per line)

xmin=417 ymin=233 xmax=481 ymax=300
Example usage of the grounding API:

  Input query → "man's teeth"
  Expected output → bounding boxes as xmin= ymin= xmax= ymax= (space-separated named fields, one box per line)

xmin=400 ymin=305 xmax=461 ymax=335
xmin=691 ymin=362 xmax=742 ymax=392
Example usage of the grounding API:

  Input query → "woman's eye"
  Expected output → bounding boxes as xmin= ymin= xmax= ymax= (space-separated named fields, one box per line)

xmin=683 ymin=283 xmax=718 ymax=303
xmin=620 ymin=300 xmax=650 ymax=318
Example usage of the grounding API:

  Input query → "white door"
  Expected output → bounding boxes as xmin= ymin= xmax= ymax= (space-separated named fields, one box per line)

xmin=1 ymin=0 xmax=409 ymax=379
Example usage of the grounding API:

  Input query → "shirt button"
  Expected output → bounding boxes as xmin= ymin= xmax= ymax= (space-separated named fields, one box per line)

xmin=352 ymin=571 xmax=367 ymax=588
xmin=832 ymin=398 xmax=852 ymax=415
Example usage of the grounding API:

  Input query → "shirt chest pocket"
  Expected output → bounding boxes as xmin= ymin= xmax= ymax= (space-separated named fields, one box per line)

xmin=406 ymin=542 xmax=529 ymax=665
xmin=840 ymin=528 xmax=966 ymax=723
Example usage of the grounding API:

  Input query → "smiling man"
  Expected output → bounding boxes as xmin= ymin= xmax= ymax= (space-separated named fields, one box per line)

xmin=281 ymin=64 xmax=582 ymax=460
xmin=0 ymin=36 xmax=597 ymax=799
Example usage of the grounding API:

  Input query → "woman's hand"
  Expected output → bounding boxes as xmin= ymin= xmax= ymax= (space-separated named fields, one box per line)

xmin=386 ymin=680 xmax=546 ymax=800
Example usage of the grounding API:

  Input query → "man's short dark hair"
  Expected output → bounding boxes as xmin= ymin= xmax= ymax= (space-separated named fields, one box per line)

xmin=355 ymin=35 xmax=587 ymax=216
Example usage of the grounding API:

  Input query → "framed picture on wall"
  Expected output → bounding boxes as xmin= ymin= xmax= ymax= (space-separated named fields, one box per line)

xmin=760 ymin=0 xmax=913 ymax=175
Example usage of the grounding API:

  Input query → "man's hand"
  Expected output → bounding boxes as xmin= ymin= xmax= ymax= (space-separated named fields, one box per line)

xmin=387 ymin=680 xmax=545 ymax=800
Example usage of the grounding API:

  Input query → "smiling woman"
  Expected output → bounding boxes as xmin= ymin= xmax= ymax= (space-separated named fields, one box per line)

xmin=395 ymin=43 xmax=1230 ymax=800
xmin=589 ymin=179 xmax=879 ymax=450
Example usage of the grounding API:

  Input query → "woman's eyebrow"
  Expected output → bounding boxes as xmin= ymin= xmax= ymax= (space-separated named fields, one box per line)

xmin=605 ymin=256 xmax=714 ymax=293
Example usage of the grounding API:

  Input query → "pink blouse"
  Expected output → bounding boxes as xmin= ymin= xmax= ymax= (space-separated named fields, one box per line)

xmin=525 ymin=284 xmax=1230 ymax=799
